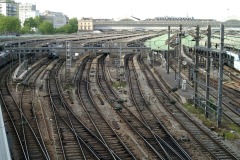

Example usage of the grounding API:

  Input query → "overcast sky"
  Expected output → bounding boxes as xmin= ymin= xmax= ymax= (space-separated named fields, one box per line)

xmin=16 ymin=0 xmax=239 ymax=21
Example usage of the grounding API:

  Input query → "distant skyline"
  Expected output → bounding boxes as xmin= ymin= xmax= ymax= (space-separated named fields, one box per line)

xmin=16 ymin=0 xmax=240 ymax=21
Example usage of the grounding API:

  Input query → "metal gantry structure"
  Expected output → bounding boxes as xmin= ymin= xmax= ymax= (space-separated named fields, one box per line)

xmin=2 ymin=28 xmax=229 ymax=127
xmin=65 ymin=41 xmax=72 ymax=82
xmin=193 ymin=24 xmax=226 ymax=127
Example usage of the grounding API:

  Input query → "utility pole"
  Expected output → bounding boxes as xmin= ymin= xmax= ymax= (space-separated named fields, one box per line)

xmin=119 ymin=43 xmax=122 ymax=83
xmin=194 ymin=25 xmax=199 ymax=108
xmin=18 ymin=41 xmax=21 ymax=65
xmin=178 ymin=24 xmax=182 ymax=88
xmin=167 ymin=26 xmax=170 ymax=74
xmin=217 ymin=23 xmax=224 ymax=128
xmin=205 ymin=25 xmax=211 ymax=118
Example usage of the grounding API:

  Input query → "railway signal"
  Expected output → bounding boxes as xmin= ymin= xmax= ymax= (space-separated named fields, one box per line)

xmin=65 ymin=41 xmax=72 ymax=83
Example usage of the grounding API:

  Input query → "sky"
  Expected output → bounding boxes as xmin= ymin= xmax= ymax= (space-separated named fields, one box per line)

xmin=16 ymin=0 xmax=240 ymax=21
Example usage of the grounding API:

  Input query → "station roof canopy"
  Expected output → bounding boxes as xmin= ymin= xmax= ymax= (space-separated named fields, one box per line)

xmin=116 ymin=16 xmax=140 ymax=21
xmin=224 ymin=16 xmax=240 ymax=23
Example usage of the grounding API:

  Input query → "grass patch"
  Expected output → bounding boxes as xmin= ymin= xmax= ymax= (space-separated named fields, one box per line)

xmin=199 ymin=114 xmax=215 ymax=128
xmin=63 ymin=83 xmax=73 ymax=92
xmin=217 ymin=128 xmax=240 ymax=140
xmin=112 ymin=81 xmax=126 ymax=89
xmin=228 ymin=123 xmax=240 ymax=134
xmin=183 ymin=103 xmax=202 ymax=115
xmin=183 ymin=103 xmax=240 ymax=140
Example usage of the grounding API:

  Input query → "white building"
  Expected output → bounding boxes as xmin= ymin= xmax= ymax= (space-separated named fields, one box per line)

xmin=0 ymin=0 xmax=18 ymax=17
xmin=42 ymin=10 xmax=68 ymax=28
xmin=78 ymin=17 xmax=94 ymax=31
xmin=19 ymin=3 xmax=39 ymax=26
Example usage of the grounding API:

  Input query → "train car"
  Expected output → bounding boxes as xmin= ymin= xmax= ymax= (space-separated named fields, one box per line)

xmin=226 ymin=51 xmax=240 ymax=71
xmin=48 ymin=43 xmax=61 ymax=59
xmin=0 ymin=44 xmax=4 ymax=52
xmin=48 ymin=51 xmax=59 ymax=59
xmin=183 ymin=45 xmax=239 ymax=71
xmin=0 ymin=51 xmax=11 ymax=69
xmin=0 ymin=44 xmax=10 ymax=68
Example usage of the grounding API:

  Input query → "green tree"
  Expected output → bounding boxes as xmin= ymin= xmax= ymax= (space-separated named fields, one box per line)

xmin=55 ymin=17 xmax=78 ymax=34
xmin=22 ymin=17 xmax=38 ymax=33
xmin=64 ymin=24 xmax=72 ymax=33
xmin=20 ymin=25 xmax=31 ymax=34
xmin=0 ymin=14 xmax=5 ymax=33
xmin=5 ymin=0 xmax=15 ymax=2
xmin=7 ymin=16 xmax=21 ymax=33
xmin=38 ymin=21 xmax=54 ymax=34
xmin=24 ymin=17 xmax=37 ymax=28
xmin=68 ymin=17 xmax=78 ymax=33
xmin=34 ymin=16 xmax=43 ymax=28
xmin=55 ymin=25 xmax=66 ymax=34
xmin=0 ymin=15 xmax=20 ymax=34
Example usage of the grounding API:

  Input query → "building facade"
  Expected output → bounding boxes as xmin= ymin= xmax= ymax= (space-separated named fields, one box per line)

xmin=42 ymin=10 xmax=68 ymax=28
xmin=19 ymin=3 xmax=39 ymax=25
xmin=78 ymin=18 xmax=94 ymax=32
xmin=78 ymin=16 xmax=240 ymax=32
xmin=0 ymin=0 xmax=18 ymax=17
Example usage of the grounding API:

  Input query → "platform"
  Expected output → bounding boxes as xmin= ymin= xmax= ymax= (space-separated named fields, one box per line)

xmin=0 ymin=104 xmax=11 ymax=160
xmin=154 ymin=64 xmax=194 ymax=103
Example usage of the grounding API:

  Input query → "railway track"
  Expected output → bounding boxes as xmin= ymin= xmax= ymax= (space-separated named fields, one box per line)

xmin=48 ymin=59 xmax=103 ymax=159
xmin=196 ymin=73 xmax=240 ymax=126
xmin=49 ymin=57 xmax=133 ymax=159
xmin=181 ymin=47 xmax=240 ymax=124
xmin=19 ymin=58 xmax=52 ymax=159
xmin=97 ymin=54 xmax=168 ymax=159
xmin=76 ymin=55 xmax=136 ymax=159
xmin=169 ymin=58 xmax=240 ymax=126
xmin=224 ymin=65 xmax=240 ymax=84
xmin=127 ymin=54 xmax=192 ymax=160
xmin=0 ymin=58 xmax=51 ymax=159
xmin=140 ymin=55 xmax=240 ymax=159
xmin=0 ymin=62 xmax=27 ymax=159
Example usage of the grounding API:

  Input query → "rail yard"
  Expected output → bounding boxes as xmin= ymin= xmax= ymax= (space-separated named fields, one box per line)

xmin=0 ymin=29 xmax=240 ymax=160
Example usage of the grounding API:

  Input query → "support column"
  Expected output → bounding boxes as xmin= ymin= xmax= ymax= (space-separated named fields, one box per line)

xmin=18 ymin=42 xmax=21 ymax=65
xmin=217 ymin=23 xmax=224 ymax=128
xmin=194 ymin=25 xmax=199 ymax=108
xmin=178 ymin=24 xmax=182 ymax=88
xmin=205 ymin=25 xmax=211 ymax=118
xmin=167 ymin=26 xmax=170 ymax=74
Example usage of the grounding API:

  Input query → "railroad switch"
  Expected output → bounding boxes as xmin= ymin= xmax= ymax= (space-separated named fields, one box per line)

xmin=169 ymin=87 xmax=178 ymax=93
xmin=116 ymin=99 xmax=127 ymax=104
xmin=180 ymin=135 xmax=190 ymax=142
xmin=114 ymin=106 xmax=123 ymax=111
xmin=169 ymin=100 xmax=176 ymax=105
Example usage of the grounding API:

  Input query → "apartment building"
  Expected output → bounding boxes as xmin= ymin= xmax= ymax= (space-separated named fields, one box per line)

xmin=0 ymin=0 xmax=18 ymax=17
xmin=42 ymin=10 xmax=68 ymax=28
xmin=19 ymin=3 xmax=39 ymax=25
